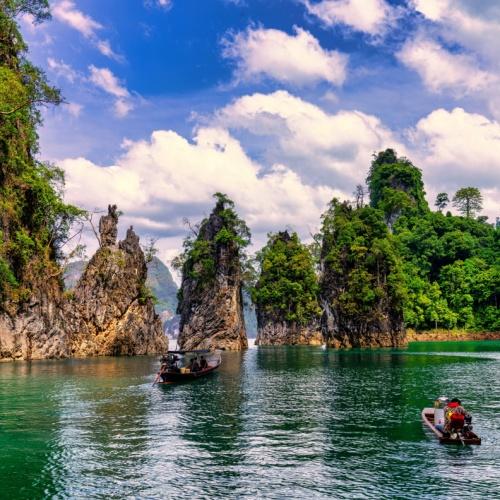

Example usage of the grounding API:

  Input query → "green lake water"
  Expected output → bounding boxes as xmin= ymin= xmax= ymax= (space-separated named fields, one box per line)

xmin=1 ymin=341 xmax=499 ymax=499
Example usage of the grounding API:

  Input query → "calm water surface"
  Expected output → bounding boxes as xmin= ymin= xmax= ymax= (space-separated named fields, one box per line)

xmin=1 ymin=341 xmax=499 ymax=499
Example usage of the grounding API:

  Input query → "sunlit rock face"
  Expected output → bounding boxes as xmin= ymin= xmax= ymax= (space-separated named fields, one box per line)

xmin=177 ymin=200 xmax=248 ymax=351
xmin=0 ymin=205 xmax=167 ymax=361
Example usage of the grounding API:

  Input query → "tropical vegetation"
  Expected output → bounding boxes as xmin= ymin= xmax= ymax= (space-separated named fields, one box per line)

xmin=252 ymin=231 xmax=320 ymax=325
xmin=0 ymin=1 xmax=83 ymax=309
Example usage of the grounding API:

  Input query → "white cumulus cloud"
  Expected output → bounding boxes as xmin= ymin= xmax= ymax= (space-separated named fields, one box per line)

xmin=88 ymin=66 xmax=134 ymax=117
xmin=397 ymin=37 xmax=496 ymax=96
xmin=409 ymin=107 xmax=500 ymax=188
xmin=302 ymin=0 xmax=394 ymax=35
xmin=60 ymin=126 xmax=337 ymax=251
xmin=52 ymin=1 xmax=121 ymax=60
xmin=409 ymin=0 xmax=500 ymax=117
xmin=64 ymin=102 xmax=83 ymax=117
xmin=52 ymin=0 xmax=101 ymax=38
xmin=222 ymin=26 xmax=348 ymax=86
xmin=215 ymin=90 xmax=402 ymax=190
xmin=47 ymin=57 xmax=78 ymax=83
xmin=407 ymin=107 xmax=500 ymax=219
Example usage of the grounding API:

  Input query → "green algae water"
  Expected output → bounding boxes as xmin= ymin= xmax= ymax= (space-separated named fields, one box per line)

xmin=1 ymin=341 xmax=499 ymax=499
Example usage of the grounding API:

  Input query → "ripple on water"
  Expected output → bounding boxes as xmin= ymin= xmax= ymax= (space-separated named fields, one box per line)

xmin=0 ymin=343 xmax=499 ymax=498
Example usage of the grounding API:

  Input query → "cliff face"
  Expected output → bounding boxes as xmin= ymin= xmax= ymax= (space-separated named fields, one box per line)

xmin=67 ymin=205 xmax=167 ymax=357
xmin=320 ymin=294 xmax=405 ymax=349
xmin=0 ymin=206 xmax=167 ymax=360
xmin=319 ymin=201 xmax=406 ymax=348
xmin=177 ymin=197 xmax=248 ymax=351
xmin=0 ymin=277 xmax=68 ymax=360
xmin=255 ymin=320 xmax=322 ymax=346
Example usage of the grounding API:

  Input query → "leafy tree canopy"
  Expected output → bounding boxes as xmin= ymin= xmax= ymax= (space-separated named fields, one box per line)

xmin=252 ymin=231 xmax=320 ymax=325
xmin=367 ymin=149 xmax=428 ymax=227
xmin=452 ymin=186 xmax=483 ymax=218
xmin=0 ymin=1 xmax=83 ymax=306
xmin=435 ymin=192 xmax=449 ymax=211
xmin=174 ymin=193 xmax=250 ymax=292
xmin=320 ymin=199 xmax=406 ymax=325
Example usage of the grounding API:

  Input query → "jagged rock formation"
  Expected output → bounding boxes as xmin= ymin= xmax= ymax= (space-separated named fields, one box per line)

xmin=67 ymin=206 xmax=167 ymax=357
xmin=320 ymin=200 xmax=406 ymax=348
xmin=64 ymin=255 xmax=180 ymax=336
xmin=253 ymin=231 xmax=322 ymax=346
xmin=0 ymin=206 xmax=167 ymax=360
xmin=177 ymin=194 xmax=248 ymax=351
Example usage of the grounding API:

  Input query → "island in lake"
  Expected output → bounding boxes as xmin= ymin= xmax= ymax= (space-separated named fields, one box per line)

xmin=0 ymin=3 xmax=498 ymax=361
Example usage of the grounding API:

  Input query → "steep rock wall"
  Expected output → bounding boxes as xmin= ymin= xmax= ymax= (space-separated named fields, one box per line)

xmin=177 ymin=199 xmax=247 ymax=351
xmin=0 ymin=205 xmax=167 ymax=360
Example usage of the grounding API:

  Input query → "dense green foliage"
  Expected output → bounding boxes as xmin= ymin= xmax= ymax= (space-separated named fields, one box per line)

xmin=0 ymin=1 xmax=83 ymax=307
xmin=252 ymin=231 xmax=320 ymax=325
xmin=395 ymin=210 xmax=499 ymax=330
xmin=369 ymin=150 xmax=499 ymax=332
xmin=367 ymin=149 xmax=428 ymax=227
xmin=320 ymin=199 xmax=406 ymax=329
xmin=174 ymin=193 xmax=250 ymax=299
xmin=317 ymin=149 xmax=499 ymax=334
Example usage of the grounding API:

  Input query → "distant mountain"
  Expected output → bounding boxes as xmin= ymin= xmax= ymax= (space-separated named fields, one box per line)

xmin=146 ymin=256 xmax=179 ymax=331
xmin=64 ymin=260 xmax=87 ymax=290
xmin=64 ymin=256 xmax=179 ymax=334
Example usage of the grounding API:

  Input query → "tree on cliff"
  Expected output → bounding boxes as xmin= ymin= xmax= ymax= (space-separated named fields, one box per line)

xmin=434 ymin=193 xmax=449 ymax=212
xmin=252 ymin=231 xmax=321 ymax=327
xmin=174 ymin=193 xmax=251 ymax=350
xmin=452 ymin=187 xmax=483 ymax=218
xmin=367 ymin=149 xmax=428 ymax=227
xmin=173 ymin=193 xmax=250 ymax=289
xmin=0 ymin=1 xmax=83 ymax=308
xmin=319 ymin=199 xmax=406 ymax=347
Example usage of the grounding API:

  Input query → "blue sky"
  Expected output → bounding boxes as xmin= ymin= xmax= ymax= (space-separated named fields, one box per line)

xmin=22 ymin=0 xmax=500 ymax=266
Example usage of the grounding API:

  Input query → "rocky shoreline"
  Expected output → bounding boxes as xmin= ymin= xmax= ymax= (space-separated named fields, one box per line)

xmin=407 ymin=330 xmax=500 ymax=342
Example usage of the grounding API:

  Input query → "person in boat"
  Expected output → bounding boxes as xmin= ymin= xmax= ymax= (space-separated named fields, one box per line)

xmin=159 ymin=361 xmax=169 ymax=382
xmin=445 ymin=398 xmax=470 ymax=433
xmin=199 ymin=356 xmax=208 ymax=370
xmin=188 ymin=357 xmax=200 ymax=373
xmin=167 ymin=354 xmax=180 ymax=371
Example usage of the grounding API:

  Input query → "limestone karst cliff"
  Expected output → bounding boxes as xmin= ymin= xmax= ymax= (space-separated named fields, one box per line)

xmin=67 ymin=205 xmax=167 ymax=357
xmin=0 ymin=206 xmax=167 ymax=360
xmin=176 ymin=194 xmax=249 ymax=351
xmin=319 ymin=200 xmax=406 ymax=348
xmin=253 ymin=231 xmax=322 ymax=346
xmin=255 ymin=321 xmax=323 ymax=346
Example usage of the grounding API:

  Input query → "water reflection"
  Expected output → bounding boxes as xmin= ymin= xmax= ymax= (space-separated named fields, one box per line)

xmin=0 ymin=343 xmax=498 ymax=498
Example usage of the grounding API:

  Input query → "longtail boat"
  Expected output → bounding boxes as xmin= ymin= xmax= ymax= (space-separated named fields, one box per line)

xmin=153 ymin=350 xmax=222 ymax=384
xmin=421 ymin=408 xmax=481 ymax=445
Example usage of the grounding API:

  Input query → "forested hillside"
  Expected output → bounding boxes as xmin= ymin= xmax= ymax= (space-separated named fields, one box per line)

xmin=370 ymin=149 xmax=499 ymax=332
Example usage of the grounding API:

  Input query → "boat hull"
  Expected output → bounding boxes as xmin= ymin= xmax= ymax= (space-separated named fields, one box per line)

xmin=421 ymin=408 xmax=481 ymax=445
xmin=157 ymin=361 xmax=221 ymax=383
